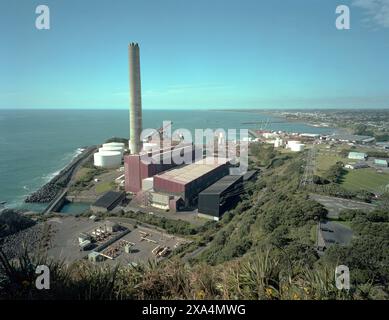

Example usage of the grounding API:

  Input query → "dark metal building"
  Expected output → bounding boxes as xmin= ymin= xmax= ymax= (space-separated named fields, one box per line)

xmin=90 ymin=191 xmax=126 ymax=213
xmin=198 ymin=175 xmax=243 ymax=220
xmin=242 ymin=170 xmax=258 ymax=181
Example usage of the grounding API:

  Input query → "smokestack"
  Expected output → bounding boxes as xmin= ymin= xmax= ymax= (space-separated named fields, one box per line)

xmin=129 ymin=42 xmax=142 ymax=154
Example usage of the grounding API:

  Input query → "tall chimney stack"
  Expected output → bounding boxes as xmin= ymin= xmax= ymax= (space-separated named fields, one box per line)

xmin=129 ymin=42 xmax=142 ymax=154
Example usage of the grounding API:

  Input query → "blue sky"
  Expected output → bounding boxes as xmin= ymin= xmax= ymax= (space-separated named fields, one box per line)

xmin=1 ymin=0 xmax=389 ymax=110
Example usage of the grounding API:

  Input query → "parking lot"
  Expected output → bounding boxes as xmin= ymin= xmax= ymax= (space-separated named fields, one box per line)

xmin=319 ymin=220 xmax=353 ymax=247
xmin=310 ymin=194 xmax=377 ymax=218
xmin=42 ymin=216 xmax=189 ymax=265
xmin=45 ymin=216 xmax=99 ymax=263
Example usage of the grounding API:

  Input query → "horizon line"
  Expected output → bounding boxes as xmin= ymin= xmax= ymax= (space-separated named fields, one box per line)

xmin=0 ymin=107 xmax=388 ymax=111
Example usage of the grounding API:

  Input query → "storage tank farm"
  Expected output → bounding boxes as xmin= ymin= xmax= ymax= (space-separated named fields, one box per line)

xmin=94 ymin=142 xmax=125 ymax=168
xmin=94 ymin=151 xmax=122 ymax=168
xmin=99 ymin=143 xmax=125 ymax=157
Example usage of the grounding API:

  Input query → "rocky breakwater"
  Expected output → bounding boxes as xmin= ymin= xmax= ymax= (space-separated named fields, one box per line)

xmin=24 ymin=181 xmax=62 ymax=203
xmin=25 ymin=147 xmax=95 ymax=204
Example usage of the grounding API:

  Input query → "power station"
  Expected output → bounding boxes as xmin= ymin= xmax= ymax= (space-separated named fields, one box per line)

xmin=82 ymin=42 xmax=257 ymax=221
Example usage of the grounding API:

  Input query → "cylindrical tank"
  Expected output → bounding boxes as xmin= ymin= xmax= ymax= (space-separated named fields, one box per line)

xmin=274 ymin=138 xmax=283 ymax=148
xmin=99 ymin=146 xmax=124 ymax=157
xmin=103 ymin=142 xmax=125 ymax=149
xmin=94 ymin=151 xmax=122 ymax=168
xmin=290 ymin=143 xmax=305 ymax=152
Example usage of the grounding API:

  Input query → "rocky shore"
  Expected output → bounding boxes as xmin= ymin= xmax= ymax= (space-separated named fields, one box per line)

xmin=0 ymin=224 xmax=46 ymax=260
xmin=24 ymin=182 xmax=62 ymax=203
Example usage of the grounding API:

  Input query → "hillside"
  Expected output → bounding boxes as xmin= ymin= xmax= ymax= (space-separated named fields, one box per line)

xmin=0 ymin=148 xmax=388 ymax=300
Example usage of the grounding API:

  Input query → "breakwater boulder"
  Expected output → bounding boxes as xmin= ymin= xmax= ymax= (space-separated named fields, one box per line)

xmin=25 ymin=182 xmax=61 ymax=203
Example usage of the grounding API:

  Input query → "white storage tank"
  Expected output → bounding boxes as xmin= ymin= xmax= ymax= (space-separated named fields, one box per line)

xmin=94 ymin=151 xmax=122 ymax=168
xmin=290 ymin=143 xmax=305 ymax=152
xmin=274 ymin=138 xmax=283 ymax=148
xmin=287 ymin=140 xmax=300 ymax=147
xmin=103 ymin=142 xmax=125 ymax=149
xmin=99 ymin=146 xmax=124 ymax=157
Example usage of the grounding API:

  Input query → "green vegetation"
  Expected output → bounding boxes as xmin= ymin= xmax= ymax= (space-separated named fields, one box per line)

xmin=0 ymin=210 xmax=36 ymax=238
xmin=323 ymin=209 xmax=389 ymax=291
xmin=341 ymin=168 xmax=389 ymax=193
xmin=69 ymin=165 xmax=108 ymax=193
xmin=95 ymin=181 xmax=116 ymax=194
xmin=366 ymin=150 xmax=389 ymax=158
xmin=353 ymin=123 xmax=389 ymax=142
xmin=313 ymin=147 xmax=389 ymax=199
xmin=315 ymin=153 xmax=344 ymax=174
xmin=2 ymin=142 xmax=388 ymax=300
xmin=0 ymin=248 xmax=369 ymax=300
xmin=324 ymin=162 xmax=345 ymax=183
xmin=191 ymin=153 xmax=325 ymax=268
xmin=250 ymin=143 xmax=277 ymax=167
xmin=353 ymin=124 xmax=375 ymax=137
xmin=119 ymin=211 xmax=198 ymax=236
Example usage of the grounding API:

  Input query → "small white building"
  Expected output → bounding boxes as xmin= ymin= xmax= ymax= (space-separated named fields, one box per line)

xmin=345 ymin=162 xmax=369 ymax=170
xmin=290 ymin=143 xmax=305 ymax=152
xmin=263 ymin=132 xmax=278 ymax=139
xmin=286 ymin=140 xmax=305 ymax=152
xmin=142 ymin=177 xmax=154 ymax=191
xmin=274 ymin=138 xmax=284 ymax=148
xmin=348 ymin=152 xmax=367 ymax=161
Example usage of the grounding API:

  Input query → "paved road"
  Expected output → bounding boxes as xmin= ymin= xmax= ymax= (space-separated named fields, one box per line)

xmin=311 ymin=194 xmax=377 ymax=218
xmin=319 ymin=220 xmax=353 ymax=247
xmin=182 ymin=243 xmax=210 ymax=262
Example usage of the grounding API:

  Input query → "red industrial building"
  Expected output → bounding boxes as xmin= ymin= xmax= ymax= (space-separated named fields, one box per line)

xmin=124 ymin=143 xmax=202 ymax=193
xmin=153 ymin=157 xmax=230 ymax=207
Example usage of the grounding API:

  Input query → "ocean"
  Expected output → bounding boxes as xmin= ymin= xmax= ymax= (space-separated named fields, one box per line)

xmin=0 ymin=109 xmax=334 ymax=210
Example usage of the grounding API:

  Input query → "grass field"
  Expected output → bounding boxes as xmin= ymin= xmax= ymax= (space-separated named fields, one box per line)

xmin=95 ymin=181 xmax=115 ymax=194
xmin=74 ymin=167 xmax=91 ymax=181
xmin=341 ymin=168 xmax=389 ymax=193
xmin=315 ymin=152 xmax=344 ymax=174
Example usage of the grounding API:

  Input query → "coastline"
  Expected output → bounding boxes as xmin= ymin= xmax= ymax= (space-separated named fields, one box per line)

xmin=22 ymin=146 xmax=97 ymax=213
xmin=214 ymin=109 xmax=337 ymax=132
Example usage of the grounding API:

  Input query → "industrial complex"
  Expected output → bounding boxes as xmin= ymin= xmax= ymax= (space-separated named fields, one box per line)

xmin=87 ymin=43 xmax=257 ymax=224
xmin=35 ymin=42 xmax=386 ymax=266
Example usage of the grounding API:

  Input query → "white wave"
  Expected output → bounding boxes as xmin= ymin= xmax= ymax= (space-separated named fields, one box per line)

xmin=42 ymin=147 xmax=85 ymax=183
xmin=42 ymin=170 xmax=61 ymax=182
